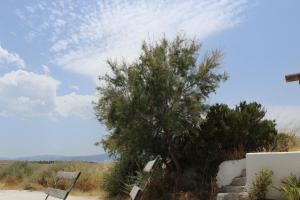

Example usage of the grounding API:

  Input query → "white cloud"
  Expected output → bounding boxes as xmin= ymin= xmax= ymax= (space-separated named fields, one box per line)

xmin=266 ymin=105 xmax=300 ymax=133
xmin=55 ymin=47 xmax=108 ymax=80
xmin=0 ymin=70 xmax=94 ymax=119
xmin=70 ymin=85 xmax=79 ymax=91
xmin=26 ymin=6 xmax=36 ymax=13
xmin=50 ymin=39 xmax=69 ymax=52
xmin=0 ymin=111 xmax=8 ymax=117
xmin=55 ymin=92 xmax=96 ymax=119
xmin=0 ymin=45 xmax=26 ymax=68
xmin=0 ymin=70 xmax=59 ymax=116
xmin=21 ymin=0 xmax=249 ymax=81
xmin=42 ymin=64 xmax=50 ymax=74
xmin=53 ymin=19 xmax=66 ymax=28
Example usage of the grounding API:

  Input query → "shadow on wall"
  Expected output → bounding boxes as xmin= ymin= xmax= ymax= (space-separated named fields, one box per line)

xmin=246 ymin=152 xmax=300 ymax=200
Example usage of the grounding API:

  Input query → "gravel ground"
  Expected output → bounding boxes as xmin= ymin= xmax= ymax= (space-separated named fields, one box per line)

xmin=0 ymin=190 xmax=100 ymax=200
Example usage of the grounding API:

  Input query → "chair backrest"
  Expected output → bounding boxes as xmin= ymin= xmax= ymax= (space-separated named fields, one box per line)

xmin=129 ymin=185 xmax=142 ymax=200
xmin=45 ymin=171 xmax=81 ymax=200
xmin=56 ymin=171 xmax=81 ymax=180
xmin=129 ymin=156 xmax=160 ymax=200
xmin=143 ymin=157 xmax=159 ymax=173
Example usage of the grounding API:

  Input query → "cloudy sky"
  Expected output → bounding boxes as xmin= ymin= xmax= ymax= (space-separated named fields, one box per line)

xmin=0 ymin=0 xmax=300 ymax=157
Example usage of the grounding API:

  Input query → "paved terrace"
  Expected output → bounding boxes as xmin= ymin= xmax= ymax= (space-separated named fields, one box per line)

xmin=0 ymin=190 xmax=100 ymax=200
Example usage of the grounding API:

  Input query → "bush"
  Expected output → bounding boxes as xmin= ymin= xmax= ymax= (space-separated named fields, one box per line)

xmin=249 ymin=169 xmax=273 ymax=200
xmin=201 ymin=102 xmax=277 ymax=154
xmin=0 ymin=161 xmax=34 ymax=180
xmin=179 ymin=102 xmax=278 ymax=191
xmin=102 ymin=157 xmax=141 ymax=196
xmin=125 ymin=166 xmax=172 ymax=200
xmin=277 ymin=175 xmax=300 ymax=200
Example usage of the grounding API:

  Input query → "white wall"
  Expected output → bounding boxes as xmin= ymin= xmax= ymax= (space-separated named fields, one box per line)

xmin=246 ymin=152 xmax=300 ymax=200
xmin=217 ymin=158 xmax=246 ymax=188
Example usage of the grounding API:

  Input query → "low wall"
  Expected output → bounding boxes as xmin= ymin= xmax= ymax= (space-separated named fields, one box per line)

xmin=216 ymin=158 xmax=245 ymax=188
xmin=246 ymin=152 xmax=300 ymax=200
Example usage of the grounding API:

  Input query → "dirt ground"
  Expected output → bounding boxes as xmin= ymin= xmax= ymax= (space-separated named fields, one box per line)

xmin=0 ymin=190 xmax=100 ymax=200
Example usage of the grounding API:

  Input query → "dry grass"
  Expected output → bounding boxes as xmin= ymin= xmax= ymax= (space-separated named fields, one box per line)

xmin=222 ymin=145 xmax=246 ymax=161
xmin=0 ymin=160 xmax=114 ymax=197
xmin=287 ymin=136 xmax=300 ymax=151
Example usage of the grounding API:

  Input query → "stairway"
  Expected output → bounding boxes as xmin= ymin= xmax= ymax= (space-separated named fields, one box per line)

xmin=217 ymin=169 xmax=248 ymax=200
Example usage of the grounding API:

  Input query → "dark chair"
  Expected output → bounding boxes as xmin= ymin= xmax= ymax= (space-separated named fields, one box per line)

xmin=44 ymin=171 xmax=81 ymax=200
xmin=129 ymin=156 xmax=160 ymax=200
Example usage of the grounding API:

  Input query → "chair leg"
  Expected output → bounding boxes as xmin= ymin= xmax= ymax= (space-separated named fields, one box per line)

xmin=45 ymin=195 xmax=49 ymax=200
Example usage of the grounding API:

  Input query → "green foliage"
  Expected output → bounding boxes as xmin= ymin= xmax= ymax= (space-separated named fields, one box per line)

xmin=0 ymin=161 xmax=34 ymax=180
xmin=123 ymin=162 xmax=171 ymax=200
xmin=101 ymin=157 xmax=143 ymax=196
xmin=142 ymin=168 xmax=172 ymax=200
xmin=201 ymin=102 xmax=277 ymax=153
xmin=95 ymin=35 xmax=227 ymax=194
xmin=278 ymin=175 xmax=300 ymax=200
xmin=180 ymin=102 xmax=278 ymax=180
xmin=95 ymin=35 xmax=280 ymax=197
xmin=249 ymin=169 xmax=273 ymax=200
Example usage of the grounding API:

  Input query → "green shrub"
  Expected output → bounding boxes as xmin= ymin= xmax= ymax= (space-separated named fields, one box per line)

xmin=179 ymin=102 xmax=278 ymax=191
xmin=123 ymin=166 xmax=171 ymax=200
xmin=277 ymin=175 xmax=300 ymax=200
xmin=249 ymin=169 xmax=273 ymax=200
xmin=201 ymin=102 xmax=277 ymax=154
xmin=102 ymin=157 xmax=140 ymax=196
xmin=0 ymin=161 xmax=34 ymax=180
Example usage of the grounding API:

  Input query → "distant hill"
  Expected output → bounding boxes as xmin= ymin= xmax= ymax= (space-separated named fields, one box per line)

xmin=1 ymin=154 xmax=110 ymax=162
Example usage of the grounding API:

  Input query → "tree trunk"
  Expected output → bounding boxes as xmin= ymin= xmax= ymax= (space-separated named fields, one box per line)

xmin=169 ymin=146 xmax=183 ymax=191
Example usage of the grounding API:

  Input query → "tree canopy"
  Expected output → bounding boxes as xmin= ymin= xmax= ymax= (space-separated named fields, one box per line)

xmin=94 ymin=36 xmax=277 ymax=197
xmin=94 ymin=36 xmax=227 ymax=187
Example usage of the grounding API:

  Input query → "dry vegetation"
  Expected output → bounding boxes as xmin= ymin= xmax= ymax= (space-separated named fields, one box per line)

xmin=287 ymin=136 xmax=300 ymax=151
xmin=0 ymin=160 xmax=113 ymax=197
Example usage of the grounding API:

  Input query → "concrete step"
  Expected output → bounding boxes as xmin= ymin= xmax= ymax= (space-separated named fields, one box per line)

xmin=241 ymin=169 xmax=246 ymax=177
xmin=230 ymin=177 xmax=246 ymax=186
xmin=217 ymin=192 xmax=248 ymax=200
xmin=221 ymin=186 xmax=247 ymax=193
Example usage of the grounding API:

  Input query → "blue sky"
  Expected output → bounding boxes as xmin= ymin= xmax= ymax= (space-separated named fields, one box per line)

xmin=0 ymin=0 xmax=300 ymax=157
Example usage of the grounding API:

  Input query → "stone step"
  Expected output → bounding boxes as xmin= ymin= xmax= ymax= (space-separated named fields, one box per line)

xmin=221 ymin=186 xmax=247 ymax=193
xmin=230 ymin=177 xmax=246 ymax=186
xmin=217 ymin=192 xmax=248 ymax=200
xmin=241 ymin=169 xmax=246 ymax=177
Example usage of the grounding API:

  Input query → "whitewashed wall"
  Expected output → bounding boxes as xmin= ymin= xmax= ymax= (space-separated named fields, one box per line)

xmin=216 ymin=158 xmax=246 ymax=187
xmin=246 ymin=152 xmax=300 ymax=200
